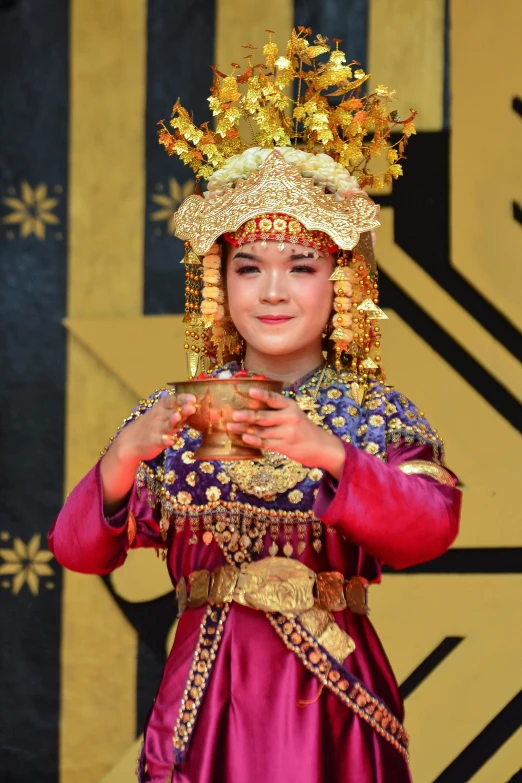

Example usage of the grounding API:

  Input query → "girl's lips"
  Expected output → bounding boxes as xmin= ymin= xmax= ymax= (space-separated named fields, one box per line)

xmin=256 ymin=316 xmax=294 ymax=324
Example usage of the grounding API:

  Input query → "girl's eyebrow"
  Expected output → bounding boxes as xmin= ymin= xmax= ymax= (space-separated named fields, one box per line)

xmin=231 ymin=252 xmax=261 ymax=261
xmin=288 ymin=252 xmax=324 ymax=261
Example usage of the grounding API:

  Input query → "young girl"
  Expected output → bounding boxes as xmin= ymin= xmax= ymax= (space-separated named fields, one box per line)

xmin=49 ymin=31 xmax=461 ymax=783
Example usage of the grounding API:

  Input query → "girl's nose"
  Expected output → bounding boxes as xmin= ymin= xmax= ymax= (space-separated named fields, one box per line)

xmin=260 ymin=269 xmax=290 ymax=303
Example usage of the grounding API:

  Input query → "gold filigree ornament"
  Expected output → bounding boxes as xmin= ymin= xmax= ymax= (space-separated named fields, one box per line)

xmin=173 ymin=150 xmax=379 ymax=256
xmin=223 ymin=450 xmax=309 ymax=500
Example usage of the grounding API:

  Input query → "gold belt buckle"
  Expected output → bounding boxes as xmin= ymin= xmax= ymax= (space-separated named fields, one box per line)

xmin=233 ymin=557 xmax=316 ymax=614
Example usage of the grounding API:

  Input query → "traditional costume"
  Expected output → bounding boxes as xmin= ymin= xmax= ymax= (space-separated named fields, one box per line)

xmin=49 ymin=29 xmax=461 ymax=783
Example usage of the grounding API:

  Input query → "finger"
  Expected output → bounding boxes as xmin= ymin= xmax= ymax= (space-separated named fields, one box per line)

xmin=248 ymin=387 xmax=288 ymax=409
xmin=177 ymin=393 xmax=197 ymax=406
xmin=159 ymin=394 xmax=179 ymax=410
xmin=237 ymin=424 xmax=287 ymax=441
xmin=167 ymin=411 xmax=182 ymax=431
xmin=161 ymin=432 xmax=177 ymax=447
xmin=179 ymin=402 xmax=197 ymax=419
xmin=231 ymin=407 xmax=282 ymax=424
xmin=227 ymin=421 xmax=287 ymax=438
xmin=240 ymin=432 xmax=284 ymax=453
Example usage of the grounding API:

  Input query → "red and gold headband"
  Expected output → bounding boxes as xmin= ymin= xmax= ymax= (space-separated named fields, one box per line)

xmin=223 ymin=213 xmax=338 ymax=254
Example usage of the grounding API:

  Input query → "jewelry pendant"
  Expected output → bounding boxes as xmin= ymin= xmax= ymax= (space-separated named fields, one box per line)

xmin=283 ymin=541 xmax=294 ymax=558
xmin=269 ymin=541 xmax=279 ymax=557
xmin=202 ymin=531 xmax=213 ymax=546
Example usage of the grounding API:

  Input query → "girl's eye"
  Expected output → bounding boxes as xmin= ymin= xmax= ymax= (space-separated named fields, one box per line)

xmin=291 ymin=265 xmax=316 ymax=274
xmin=236 ymin=265 xmax=260 ymax=275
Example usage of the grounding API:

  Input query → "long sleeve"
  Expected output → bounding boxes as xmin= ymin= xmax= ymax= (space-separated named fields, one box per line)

xmin=314 ymin=441 xmax=461 ymax=570
xmin=48 ymin=459 xmax=162 ymax=575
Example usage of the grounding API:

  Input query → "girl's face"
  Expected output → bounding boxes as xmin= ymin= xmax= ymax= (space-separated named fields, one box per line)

xmin=226 ymin=240 xmax=336 ymax=360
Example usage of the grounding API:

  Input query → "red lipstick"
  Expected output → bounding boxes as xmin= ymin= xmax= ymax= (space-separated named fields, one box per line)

xmin=256 ymin=315 xmax=293 ymax=324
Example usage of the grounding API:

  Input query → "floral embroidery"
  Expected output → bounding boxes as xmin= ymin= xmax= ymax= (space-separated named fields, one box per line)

xmin=206 ymin=486 xmax=221 ymax=502
xmin=177 ymin=491 xmax=192 ymax=506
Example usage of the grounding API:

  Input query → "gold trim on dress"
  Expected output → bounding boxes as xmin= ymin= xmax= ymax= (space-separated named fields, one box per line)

xmin=398 ymin=459 xmax=455 ymax=486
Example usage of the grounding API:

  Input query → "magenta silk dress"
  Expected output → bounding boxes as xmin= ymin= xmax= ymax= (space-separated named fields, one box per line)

xmin=49 ymin=375 xmax=461 ymax=783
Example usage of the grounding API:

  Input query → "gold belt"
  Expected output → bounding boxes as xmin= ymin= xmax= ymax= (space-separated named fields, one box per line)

xmin=176 ymin=558 xmax=369 ymax=664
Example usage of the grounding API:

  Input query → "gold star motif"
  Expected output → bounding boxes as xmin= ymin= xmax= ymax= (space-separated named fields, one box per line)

xmin=150 ymin=177 xmax=194 ymax=235
xmin=0 ymin=534 xmax=54 ymax=596
xmin=2 ymin=181 xmax=60 ymax=239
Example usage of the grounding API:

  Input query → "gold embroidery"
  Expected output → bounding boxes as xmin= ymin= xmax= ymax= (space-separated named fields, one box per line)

xmin=308 ymin=468 xmax=323 ymax=482
xmin=320 ymin=403 xmax=335 ymax=414
xmin=187 ymin=427 xmax=200 ymax=439
xmin=398 ymin=460 xmax=455 ymax=486
xmin=177 ymin=491 xmax=192 ymax=506
xmin=181 ymin=451 xmax=196 ymax=464
xmin=369 ymin=414 xmax=384 ymax=427
xmin=365 ymin=442 xmax=379 ymax=455
xmin=205 ymin=486 xmax=221 ymax=502
xmin=200 ymin=461 xmax=215 ymax=474
xmin=331 ymin=416 xmax=346 ymax=427
xmin=366 ymin=398 xmax=381 ymax=410
xmin=164 ymin=470 xmax=176 ymax=484
xmin=385 ymin=402 xmax=397 ymax=415
xmin=186 ymin=471 xmax=197 ymax=487
xmin=216 ymin=471 xmax=230 ymax=484
xmin=327 ymin=388 xmax=342 ymax=399
xmin=288 ymin=489 xmax=304 ymax=504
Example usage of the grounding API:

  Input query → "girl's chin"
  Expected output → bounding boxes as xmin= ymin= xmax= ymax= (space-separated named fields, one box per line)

xmin=246 ymin=339 xmax=307 ymax=356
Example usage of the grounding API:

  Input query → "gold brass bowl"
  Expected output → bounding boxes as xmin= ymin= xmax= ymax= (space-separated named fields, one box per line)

xmin=171 ymin=377 xmax=284 ymax=460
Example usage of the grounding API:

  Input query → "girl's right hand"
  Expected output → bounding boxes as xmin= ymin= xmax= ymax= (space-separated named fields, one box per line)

xmin=114 ymin=392 xmax=197 ymax=464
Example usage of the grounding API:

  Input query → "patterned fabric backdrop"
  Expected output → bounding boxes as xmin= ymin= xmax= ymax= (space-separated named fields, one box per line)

xmin=0 ymin=1 xmax=520 ymax=782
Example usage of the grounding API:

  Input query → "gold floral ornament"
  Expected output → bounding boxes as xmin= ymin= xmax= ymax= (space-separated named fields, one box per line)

xmin=0 ymin=533 xmax=54 ymax=595
xmin=158 ymin=28 xmax=416 ymax=189
xmin=2 ymin=181 xmax=60 ymax=240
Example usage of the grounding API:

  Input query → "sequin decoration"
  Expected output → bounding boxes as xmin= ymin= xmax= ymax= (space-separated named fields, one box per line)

xmin=172 ymin=604 xmax=231 ymax=763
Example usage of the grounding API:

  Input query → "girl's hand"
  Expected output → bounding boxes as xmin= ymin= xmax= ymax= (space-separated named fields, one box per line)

xmin=100 ymin=392 xmax=197 ymax=515
xmin=115 ymin=392 xmax=197 ymax=464
xmin=226 ymin=387 xmax=346 ymax=479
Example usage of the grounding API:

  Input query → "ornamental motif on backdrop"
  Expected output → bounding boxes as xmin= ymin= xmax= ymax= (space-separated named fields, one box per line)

xmin=1 ymin=181 xmax=62 ymax=241
xmin=0 ymin=532 xmax=55 ymax=595
xmin=150 ymin=177 xmax=194 ymax=237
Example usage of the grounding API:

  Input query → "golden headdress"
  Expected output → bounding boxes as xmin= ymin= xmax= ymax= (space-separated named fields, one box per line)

xmin=159 ymin=27 xmax=416 ymax=381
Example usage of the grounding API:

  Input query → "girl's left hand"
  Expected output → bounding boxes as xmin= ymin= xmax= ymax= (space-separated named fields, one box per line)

xmin=226 ymin=387 xmax=346 ymax=478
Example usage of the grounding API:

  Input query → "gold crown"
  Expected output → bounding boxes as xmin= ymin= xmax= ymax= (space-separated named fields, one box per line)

xmin=158 ymin=27 xmax=416 ymax=190
xmin=174 ymin=150 xmax=379 ymax=254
